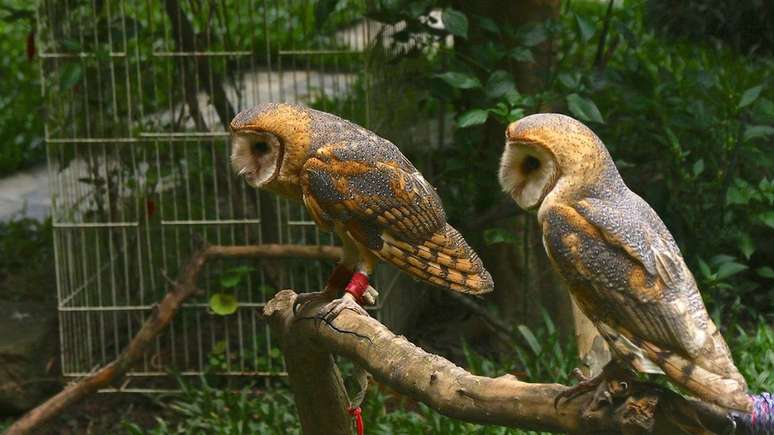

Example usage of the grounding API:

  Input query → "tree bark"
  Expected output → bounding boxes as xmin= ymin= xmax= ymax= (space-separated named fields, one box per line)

xmin=266 ymin=289 xmax=734 ymax=435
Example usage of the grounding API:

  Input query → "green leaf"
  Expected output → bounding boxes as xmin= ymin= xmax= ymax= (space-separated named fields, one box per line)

xmin=457 ymin=109 xmax=488 ymax=128
xmin=520 ymin=24 xmax=547 ymax=47
xmin=211 ymin=340 xmax=227 ymax=355
xmin=758 ymin=211 xmax=774 ymax=229
xmin=435 ymin=71 xmax=481 ymax=89
xmin=442 ymin=8 xmax=468 ymax=39
xmin=558 ymin=73 xmax=579 ymax=90
xmin=484 ymin=228 xmax=518 ymax=245
xmin=209 ymin=293 xmax=238 ymax=315
xmin=738 ymin=233 xmax=755 ymax=260
xmin=540 ymin=308 xmax=556 ymax=335
xmin=743 ymin=125 xmax=774 ymax=142
xmin=258 ymin=285 xmax=275 ymax=296
xmin=59 ymin=63 xmax=82 ymax=91
xmin=566 ymin=94 xmax=604 ymax=124
xmin=505 ymin=89 xmax=521 ymax=106
xmin=710 ymin=254 xmax=736 ymax=265
xmin=692 ymin=159 xmax=704 ymax=177
xmin=485 ymin=70 xmax=516 ymax=98
xmin=314 ymin=0 xmax=339 ymax=30
xmin=715 ymin=262 xmax=748 ymax=280
xmin=228 ymin=265 xmax=254 ymax=275
xmin=508 ymin=107 xmax=525 ymax=122
xmin=476 ymin=16 xmax=499 ymax=34
xmin=726 ymin=183 xmax=750 ymax=205
xmin=697 ymin=258 xmax=712 ymax=279
xmin=509 ymin=47 xmax=534 ymax=63
xmin=220 ymin=273 xmax=241 ymax=288
xmin=575 ymin=14 xmax=595 ymax=42
xmin=756 ymin=266 xmax=774 ymax=279
xmin=61 ymin=39 xmax=81 ymax=52
xmin=517 ymin=324 xmax=541 ymax=355
xmin=738 ymin=85 xmax=763 ymax=109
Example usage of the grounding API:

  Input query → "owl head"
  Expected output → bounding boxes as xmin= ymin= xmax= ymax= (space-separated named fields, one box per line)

xmin=230 ymin=103 xmax=311 ymax=190
xmin=498 ymin=113 xmax=615 ymax=210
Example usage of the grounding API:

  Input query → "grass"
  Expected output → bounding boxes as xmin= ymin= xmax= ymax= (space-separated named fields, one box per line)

xmin=730 ymin=320 xmax=774 ymax=393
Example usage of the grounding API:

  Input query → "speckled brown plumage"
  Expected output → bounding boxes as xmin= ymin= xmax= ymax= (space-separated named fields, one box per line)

xmin=230 ymin=102 xmax=493 ymax=296
xmin=499 ymin=113 xmax=751 ymax=412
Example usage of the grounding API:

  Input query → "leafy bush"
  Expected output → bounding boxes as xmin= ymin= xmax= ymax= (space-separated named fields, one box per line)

xmin=0 ymin=2 xmax=44 ymax=175
xmin=646 ymin=0 xmax=774 ymax=56
xmin=730 ymin=321 xmax=774 ymax=393
xmin=366 ymin=0 xmax=773 ymax=325
xmin=122 ymin=378 xmax=300 ymax=435
xmin=553 ymin=3 xmax=774 ymax=325
xmin=464 ymin=309 xmax=578 ymax=385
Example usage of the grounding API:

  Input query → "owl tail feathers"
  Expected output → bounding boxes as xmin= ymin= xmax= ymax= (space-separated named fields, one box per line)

xmin=639 ymin=340 xmax=752 ymax=412
xmin=730 ymin=393 xmax=774 ymax=435
xmin=379 ymin=225 xmax=494 ymax=295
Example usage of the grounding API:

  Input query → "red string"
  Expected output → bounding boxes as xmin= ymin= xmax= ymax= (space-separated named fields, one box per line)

xmin=348 ymin=406 xmax=364 ymax=435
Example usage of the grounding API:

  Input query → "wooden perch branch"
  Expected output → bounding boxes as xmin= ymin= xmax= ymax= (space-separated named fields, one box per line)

xmin=5 ymin=246 xmax=738 ymax=435
xmin=3 ymin=243 xmax=340 ymax=435
xmin=265 ymin=289 xmax=734 ymax=435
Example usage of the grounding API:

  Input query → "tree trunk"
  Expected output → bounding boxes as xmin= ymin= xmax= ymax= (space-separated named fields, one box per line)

xmin=452 ymin=0 xmax=576 ymax=339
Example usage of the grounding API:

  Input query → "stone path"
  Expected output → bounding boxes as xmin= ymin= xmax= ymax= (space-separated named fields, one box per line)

xmin=0 ymin=165 xmax=50 ymax=221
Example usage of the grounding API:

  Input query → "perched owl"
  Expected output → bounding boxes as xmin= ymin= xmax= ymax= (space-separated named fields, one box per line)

xmin=230 ymin=103 xmax=493 ymax=316
xmin=498 ymin=113 xmax=751 ymax=412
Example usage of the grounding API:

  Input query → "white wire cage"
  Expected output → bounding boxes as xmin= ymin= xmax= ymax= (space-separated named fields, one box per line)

xmin=37 ymin=0 xmax=412 ymax=392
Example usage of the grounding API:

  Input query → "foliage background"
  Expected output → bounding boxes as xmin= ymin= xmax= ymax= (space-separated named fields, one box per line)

xmin=0 ymin=0 xmax=772 ymax=433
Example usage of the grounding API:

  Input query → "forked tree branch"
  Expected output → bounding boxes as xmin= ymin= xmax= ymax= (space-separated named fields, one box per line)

xmin=3 ymin=243 xmax=341 ymax=435
xmin=265 ymin=289 xmax=734 ymax=435
xmin=4 ymin=246 xmax=738 ymax=435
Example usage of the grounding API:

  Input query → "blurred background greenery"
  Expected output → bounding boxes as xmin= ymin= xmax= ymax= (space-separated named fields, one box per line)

xmin=0 ymin=0 xmax=772 ymax=433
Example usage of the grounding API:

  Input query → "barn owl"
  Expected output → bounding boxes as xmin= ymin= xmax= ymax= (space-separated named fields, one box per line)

xmin=498 ymin=113 xmax=752 ymax=412
xmin=230 ymin=103 xmax=493 ymax=317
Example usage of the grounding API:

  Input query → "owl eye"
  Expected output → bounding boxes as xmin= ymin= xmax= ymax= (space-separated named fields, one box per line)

xmin=252 ymin=141 xmax=269 ymax=154
xmin=521 ymin=155 xmax=541 ymax=174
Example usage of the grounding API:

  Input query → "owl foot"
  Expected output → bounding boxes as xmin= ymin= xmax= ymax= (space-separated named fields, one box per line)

xmin=318 ymin=271 xmax=378 ymax=322
xmin=292 ymin=290 xmax=335 ymax=315
xmin=554 ymin=369 xmax=603 ymax=409
xmin=320 ymin=293 xmax=370 ymax=322
xmin=554 ymin=362 xmax=629 ymax=409
xmin=292 ymin=264 xmax=356 ymax=315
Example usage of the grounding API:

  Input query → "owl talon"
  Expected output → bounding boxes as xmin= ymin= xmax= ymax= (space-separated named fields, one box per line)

xmin=361 ymin=285 xmax=379 ymax=306
xmin=319 ymin=293 xmax=370 ymax=323
xmin=571 ymin=367 xmax=590 ymax=383
xmin=292 ymin=291 xmax=329 ymax=315
xmin=554 ymin=374 xmax=603 ymax=409
xmin=292 ymin=285 xmax=340 ymax=315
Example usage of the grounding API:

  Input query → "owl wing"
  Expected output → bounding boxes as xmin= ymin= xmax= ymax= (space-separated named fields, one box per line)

xmin=572 ymin=195 xmax=708 ymax=358
xmin=300 ymin=144 xmax=493 ymax=294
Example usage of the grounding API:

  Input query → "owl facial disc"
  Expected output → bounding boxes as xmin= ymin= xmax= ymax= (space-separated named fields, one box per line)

xmin=230 ymin=131 xmax=283 ymax=188
xmin=498 ymin=140 xmax=557 ymax=210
